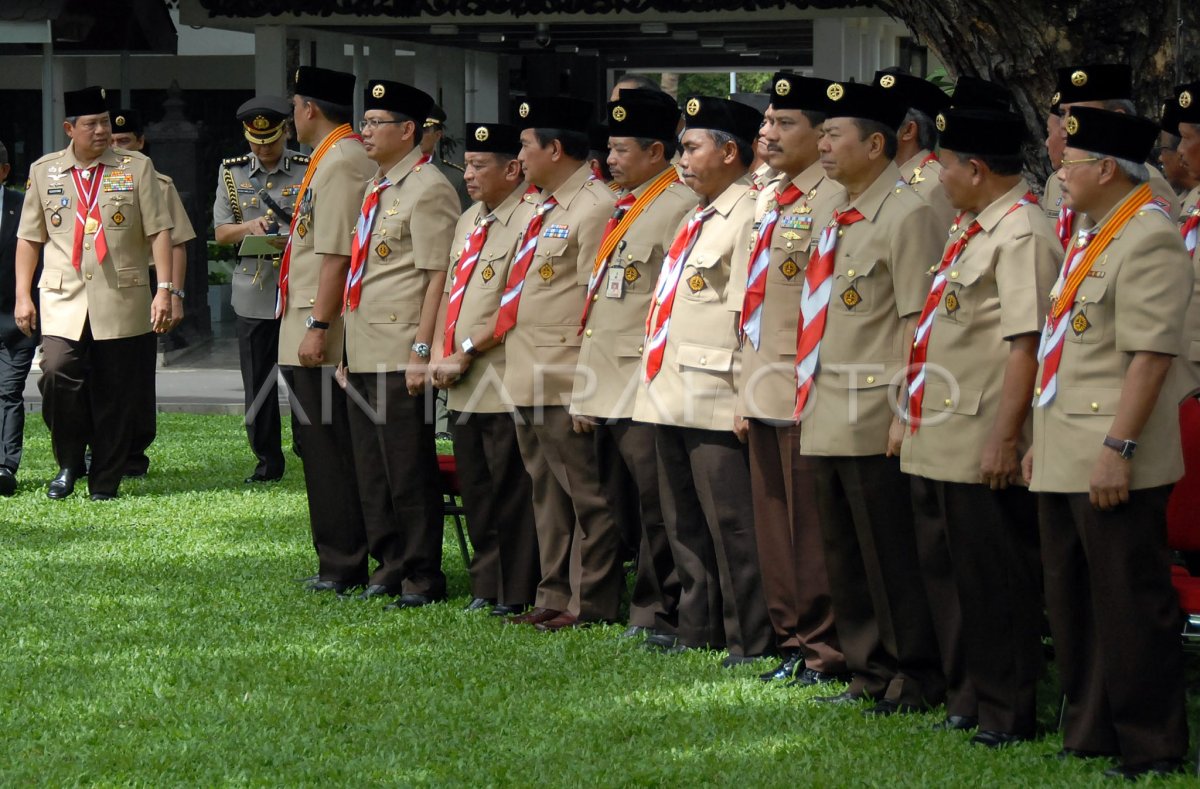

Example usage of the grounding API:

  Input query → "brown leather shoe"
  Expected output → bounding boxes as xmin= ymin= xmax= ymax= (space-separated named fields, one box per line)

xmin=535 ymin=612 xmax=580 ymax=631
xmin=506 ymin=607 xmax=561 ymax=625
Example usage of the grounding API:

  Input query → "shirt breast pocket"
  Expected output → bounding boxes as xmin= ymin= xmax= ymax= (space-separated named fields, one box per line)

xmin=1065 ymin=274 xmax=1110 ymax=346
xmin=680 ymin=247 xmax=725 ymax=304
xmin=372 ymin=218 xmax=407 ymax=265
xmin=938 ymin=261 xmax=990 ymax=328
xmin=613 ymin=240 xmax=657 ymax=294
xmin=832 ymin=255 xmax=882 ymax=317
xmin=532 ymin=236 xmax=570 ymax=288
xmin=474 ymin=251 xmax=507 ymax=290
xmin=769 ymin=224 xmax=813 ymax=289
xmin=101 ymin=195 xmax=134 ymax=232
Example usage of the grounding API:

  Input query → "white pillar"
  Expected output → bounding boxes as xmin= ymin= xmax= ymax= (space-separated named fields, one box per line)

xmin=811 ymin=18 xmax=844 ymax=81
xmin=841 ymin=20 xmax=862 ymax=82
xmin=254 ymin=26 xmax=287 ymax=97
xmin=467 ymin=51 xmax=500 ymax=121
xmin=352 ymin=41 xmax=366 ymax=123
xmin=41 ymin=30 xmax=55 ymax=154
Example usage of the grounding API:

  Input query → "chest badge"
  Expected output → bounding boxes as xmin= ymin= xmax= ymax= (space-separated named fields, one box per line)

xmin=841 ymin=285 xmax=861 ymax=309
xmin=779 ymin=258 xmax=799 ymax=280
xmin=112 ymin=211 xmax=125 ymax=226
xmin=687 ymin=273 xmax=706 ymax=293
xmin=375 ymin=241 xmax=391 ymax=259
xmin=1071 ymin=311 xmax=1090 ymax=336
xmin=50 ymin=211 xmax=63 ymax=227
xmin=623 ymin=266 xmax=640 ymax=283
xmin=944 ymin=291 xmax=959 ymax=315
xmin=538 ymin=262 xmax=555 ymax=281
xmin=480 ymin=264 xmax=496 ymax=283
xmin=296 ymin=221 xmax=308 ymax=239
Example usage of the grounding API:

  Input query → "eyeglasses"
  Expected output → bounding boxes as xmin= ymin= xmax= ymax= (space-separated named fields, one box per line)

xmin=358 ymin=119 xmax=406 ymax=131
xmin=1060 ymin=156 xmax=1100 ymax=170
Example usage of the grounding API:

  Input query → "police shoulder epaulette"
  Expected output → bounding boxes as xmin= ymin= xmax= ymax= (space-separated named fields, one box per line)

xmin=290 ymin=153 xmax=311 ymax=164
xmin=442 ymin=161 xmax=465 ymax=173
xmin=222 ymin=154 xmax=250 ymax=167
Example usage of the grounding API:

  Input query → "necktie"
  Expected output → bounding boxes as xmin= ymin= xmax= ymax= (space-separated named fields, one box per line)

xmin=343 ymin=176 xmax=392 ymax=312
xmin=643 ymin=205 xmax=716 ymax=382
xmin=70 ymin=164 xmax=107 ymax=271
xmin=580 ymin=193 xmax=637 ymax=328
xmin=443 ymin=213 xmax=495 ymax=356
xmin=793 ymin=208 xmax=865 ymax=418
xmin=740 ymin=183 xmax=803 ymax=349
xmin=493 ymin=197 xmax=558 ymax=338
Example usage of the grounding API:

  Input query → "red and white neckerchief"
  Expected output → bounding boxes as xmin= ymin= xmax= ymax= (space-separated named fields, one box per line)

xmin=643 ymin=205 xmax=716 ymax=382
xmin=416 ymin=153 xmax=433 ymax=167
xmin=740 ymin=183 xmax=803 ymax=349
xmin=793 ymin=208 xmax=865 ymax=418
xmin=1036 ymin=184 xmax=1163 ymax=407
xmin=493 ymin=197 xmax=558 ymax=338
xmin=906 ymin=192 xmax=1038 ymax=431
xmin=1182 ymin=207 xmax=1200 ymax=257
xmin=443 ymin=211 xmax=495 ymax=356
xmin=1055 ymin=206 xmax=1075 ymax=251
xmin=343 ymin=176 xmax=392 ymax=312
xmin=70 ymin=163 xmax=107 ymax=271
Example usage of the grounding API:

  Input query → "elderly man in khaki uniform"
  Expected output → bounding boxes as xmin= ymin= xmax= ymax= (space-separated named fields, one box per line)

xmin=635 ymin=95 xmax=773 ymax=665
xmin=277 ymin=66 xmax=375 ymax=594
xmin=901 ymin=104 xmax=1059 ymax=745
xmin=341 ymin=80 xmax=459 ymax=608
xmin=1023 ymin=107 xmax=1191 ymax=780
xmin=570 ymin=89 xmax=694 ymax=640
xmin=798 ymin=81 xmax=945 ymax=715
xmin=873 ymin=69 xmax=955 ymax=229
xmin=432 ymin=122 xmax=539 ymax=616
xmin=736 ymin=72 xmax=847 ymax=686
xmin=14 ymin=86 xmax=173 ymax=501
xmin=1042 ymin=64 xmax=1179 ymax=245
xmin=499 ymin=96 xmax=623 ymax=631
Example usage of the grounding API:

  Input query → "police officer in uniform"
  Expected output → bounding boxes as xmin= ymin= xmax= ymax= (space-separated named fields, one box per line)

xmin=420 ymin=104 xmax=471 ymax=210
xmin=14 ymin=86 xmax=173 ymax=500
xmin=1023 ymin=106 xmax=1190 ymax=779
xmin=213 ymin=96 xmax=308 ymax=483
xmin=874 ymin=69 xmax=956 ymax=229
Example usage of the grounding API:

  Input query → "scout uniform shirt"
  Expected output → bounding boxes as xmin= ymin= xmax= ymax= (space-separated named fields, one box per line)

xmin=898 ymin=149 xmax=956 ymax=230
xmin=570 ymin=169 xmax=696 ymax=420
xmin=901 ymin=180 xmax=1060 ymax=483
xmin=633 ymin=176 xmax=757 ymax=432
xmin=1178 ymin=184 xmax=1200 ymax=397
xmin=1042 ymin=166 xmax=1181 ymax=224
xmin=17 ymin=146 xmax=171 ymax=341
xmin=213 ymin=149 xmax=308 ymax=320
xmin=157 ymin=174 xmax=196 ymax=252
xmin=343 ymin=148 xmax=459 ymax=373
xmin=501 ymin=163 xmax=617 ymax=407
xmin=277 ymin=135 xmax=374 ymax=368
xmin=798 ymin=162 xmax=944 ymax=457
xmin=1030 ymin=188 xmax=1193 ymax=493
xmin=738 ymin=161 xmax=846 ymax=421
xmin=444 ymin=185 xmax=539 ymax=414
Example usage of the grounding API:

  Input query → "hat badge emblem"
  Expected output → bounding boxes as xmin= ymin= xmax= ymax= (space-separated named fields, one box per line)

xmin=1181 ymin=90 xmax=1193 ymax=109
xmin=1051 ymin=91 xmax=1061 ymax=105
xmin=115 ymin=115 xmax=126 ymax=127
xmin=294 ymin=69 xmax=300 ymax=83
xmin=475 ymin=126 xmax=490 ymax=142
xmin=686 ymin=98 xmax=701 ymax=116
xmin=611 ymin=105 xmax=627 ymax=122
xmin=827 ymin=83 xmax=844 ymax=101
xmin=935 ymin=113 xmax=946 ymax=132
xmin=253 ymin=115 xmax=270 ymax=130
xmin=1065 ymin=115 xmax=1080 ymax=135
xmin=372 ymin=84 xmax=386 ymax=99
xmin=879 ymin=75 xmax=896 ymax=89
xmin=100 ymin=88 xmax=106 ymax=99
xmin=1071 ymin=70 xmax=1088 ymax=87
xmin=775 ymin=78 xmax=791 ymax=96
xmin=518 ymin=102 xmax=530 ymax=118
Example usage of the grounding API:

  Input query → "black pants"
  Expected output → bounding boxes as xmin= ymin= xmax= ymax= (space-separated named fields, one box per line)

xmin=0 ymin=341 xmax=34 ymax=473
xmin=236 ymin=315 xmax=284 ymax=478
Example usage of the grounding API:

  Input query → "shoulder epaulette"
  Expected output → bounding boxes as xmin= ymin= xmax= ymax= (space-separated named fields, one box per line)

xmin=442 ymin=161 xmax=465 ymax=173
xmin=222 ymin=154 xmax=250 ymax=167
xmin=290 ymin=153 xmax=311 ymax=164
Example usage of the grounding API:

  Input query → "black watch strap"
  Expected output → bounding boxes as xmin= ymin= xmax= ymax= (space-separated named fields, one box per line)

xmin=1102 ymin=435 xmax=1137 ymax=460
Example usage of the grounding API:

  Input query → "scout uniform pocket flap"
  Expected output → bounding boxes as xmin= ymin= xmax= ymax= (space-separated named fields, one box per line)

xmin=676 ymin=343 xmax=733 ymax=372
xmin=1059 ymin=387 xmax=1121 ymax=416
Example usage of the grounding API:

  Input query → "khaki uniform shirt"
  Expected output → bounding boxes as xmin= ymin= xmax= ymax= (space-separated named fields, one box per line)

xmin=738 ymin=162 xmax=846 ymax=421
xmin=898 ymin=150 xmax=956 ymax=230
xmin=798 ymin=162 xmax=945 ymax=457
xmin=901 ymin=180 xmax=1060 ymax=483
xmin=18 ymin=146 xmax=171 ymax=341
xmin=277 ymin=134 xmax=374 ymax=368
xmin=213 ymin=149 xmax=308 ymax=320
xmin=343 ymin=148 xmax=459 ymax=373
xmin=750 ymin=162 xmax=778 ymax=192
xmin=444 ymin=185 xmax=539 ymax=414
xmin=158 ymin=174 xmax=196 ymax=249
xmin=1042 ymin=166 xmax=1180 ymax=225
xmin=1178 ymin=186 xmax=1200 ymax=398
xmin=571 ymin=169 xmax=697 ymax=420
xmin=633 ymin=176 xmax=757 ymax=432
xmin=501 ymin=164 xmax=617 ymax=407
xmin=1030 ymin=188 xmax=1193 ymax=493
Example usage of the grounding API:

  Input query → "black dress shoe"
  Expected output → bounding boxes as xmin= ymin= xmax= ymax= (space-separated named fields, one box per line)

xmin=305 ymin=578 xmax=355 ymax=594
xmin=722 ymin=652 xmax=772 ymax=669
xmin=463 ymin=597 xmax=495 ymax=611
xmin=862 ymin=699 xmax=922 ymax=717
xmin=245 ymin=472 xmax=283 ymax=484
xmin=47 ymin=468 xmax=78 ymax=500
xmin=0 ymin=467 xmax=16 ymax=497
xmin=621 ymin=625 xmax=654 ymax=639
xmin=490 ymin=603 xmax=525 ymax=617
xmin=385 ymin=593 xmax=441 ymax=610
xmin=642 ymin=633 xmax=692 ymax=654
xmin=360 ymin=584 xmax=399 ymax=600
xmin=970 ymin=730 xmax=1030 ymax=748
xmin=787 ymin=668 xmax=851 ymax=687
xmin=759 ymin=652 xmax=803 ymax=682
xmin=931 ymin=715 xmax=979 ymax=731
xmin=1049 ymin=747 xmax=1116 ymax=761
xmin=89 ymin=493 xmax=116 ymax=501
xmin=1104 ymin=759 xmax=1185 ymax=780
xmin=294 ymin=574 xmax=319 ymax=584
xmin=813 ymin=690 xmax=866 ymax=705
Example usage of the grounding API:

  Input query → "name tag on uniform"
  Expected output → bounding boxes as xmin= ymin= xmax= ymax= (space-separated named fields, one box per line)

xmin=543 ymin=224 xmax=569 ymax=239
xmin=605 ymin=266 xmax=625 ymax=299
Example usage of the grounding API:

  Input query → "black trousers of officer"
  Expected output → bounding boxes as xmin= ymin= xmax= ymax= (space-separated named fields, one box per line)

xmin=40 ymin=324 xmax=145 ymax=496
xmin=236 ymin=316 xmax=285 ymax=478
xmin=282 ymin=364 xmax=368 ymax=585
xmin=0 ymin=341 xmax=34 ymax=473
xmin=345 ymin=371 xmax=446 ymax=597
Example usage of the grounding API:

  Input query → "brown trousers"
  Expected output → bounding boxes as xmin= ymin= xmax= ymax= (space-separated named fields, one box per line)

xmin=596 ymin=419 xmax=679 ymax=632
xmin=449 ymin=409 xmax=539 ymax=606
xmin=655 ymin=424 xmax=772 ymax=657
xmin=282 ymin=365 xmax=367 ymax=585
xmin=747 ymin=420 xmax=844 ymax=671
xmin=515 ymin=405 xmax=623 ymax=621
xmin=1039 ymin=487 xmax=1188 ymax=765
xmin=345 ymin=371 xmax=446 ymax=597
xmin=40 ymin=325 xmax=147 ymax=496
xmin=812 ymin=454 xmax=945 ymax=707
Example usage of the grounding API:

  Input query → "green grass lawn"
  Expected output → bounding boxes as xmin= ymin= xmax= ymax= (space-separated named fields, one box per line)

xmin=1 ymin=413 xmax=1197 ymax=785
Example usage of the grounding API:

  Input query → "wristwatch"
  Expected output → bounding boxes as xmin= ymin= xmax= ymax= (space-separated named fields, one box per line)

xmin=170 ymin=288 xmax=186 ymax=299
xmin=305 ymin=315 xmax=330 ymax=331
xmin=411 ymin=342 xmax=432 ymax=359
xmin=1102 ymin=435 xmax=1137 ymax=460
xmin=461 ymin=337 xmax=480 ymax=358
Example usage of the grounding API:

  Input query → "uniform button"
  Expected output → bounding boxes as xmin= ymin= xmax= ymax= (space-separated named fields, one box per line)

xmin=1080 ymin=295 xmax=1087 ymax=302
xmin=638 ymin=345 xmax=644 ymax=354
xmin=585 ymin=329 xmax=593 ymax=337
xmin=837 ymin=230 xmax=844 ymax=238
xmin=944 ymin=398 xmax=953 ymax=407
xmin=267 ymin=181 xmax=274 ymax=189
xmin=242 ymin=201 xmax=247 ymax=207
xmin=950 ymin=271 xmax=959 ymax=279
xmin=866 ymin=375 xmax=876 ymax=384
xmin=846 ymin=268 xmax=855 ymax=277
xmin=242 ymin=267 xmax=248 ymax=273
xmin=559 ymin=336 xmax=566 ymax=343
xmin=389 ymin=314 xmax=396 ymax=322
xmin=785 ymin=241 xmax=794 ymax=250
xmin=309 ymin=298 xmax=315 ymax=305
xmin=86 ymin=273 xmax=93 ymax=280
xmin=592 ymin=294 xmax=599 ymax=302
xmin=894 ymin=188 xmax=903 ymax=194
xmin=699 ymin=356 xmax=708 ymax=365
xmin=84 ymin=243 xmax=91 ymax=250
xmin=1090 ymin=402 xmax=1099 ymax=412
xmin=1034 ymin=387 xmax=1042 ymax=396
